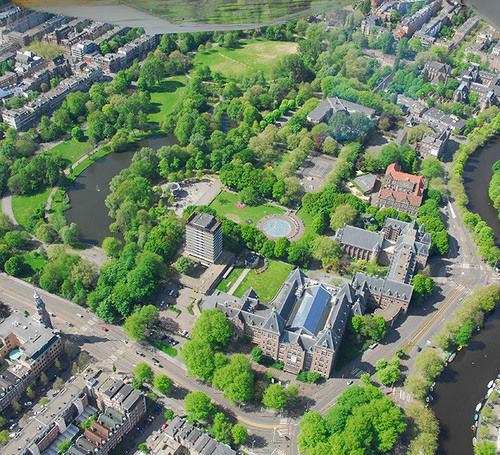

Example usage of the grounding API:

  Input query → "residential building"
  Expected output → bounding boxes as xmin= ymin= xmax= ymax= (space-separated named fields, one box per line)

xmin=2 ymin=66 xmax=102 ymax=130
xmin=186 ymin=212 xmax=223 ymax=263
xmin=419 ymin=128 xmax=449 ymax=159
xmin=71 ymin=40 xmax=98 ymax=60
xmin=0 ymin=292 xmax=62 ymax=413
xmin=394 ymin=0 xmax=442 ymax=38
xmin=306 ymin=96 xmax=376 ymax=125
xmin=376 ymin=162 xmax=425 ymax=216
xmin=361 ymin=15 xmax=381 ymax=36
xmin=420 ymin=107 xmax=467 ymax=133
xmin=440 ymin=15 xmax=480 ymax=52
xmin=162 ymin=416 xmax=236 ymax=455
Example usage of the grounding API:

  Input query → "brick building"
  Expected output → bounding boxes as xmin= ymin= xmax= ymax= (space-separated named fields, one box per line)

xmin=376 ymin=162 xmax=425 ymax=216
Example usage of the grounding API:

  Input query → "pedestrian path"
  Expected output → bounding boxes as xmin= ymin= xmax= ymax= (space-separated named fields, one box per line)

xmin=227 ymin=268 xmax=250 ymax=295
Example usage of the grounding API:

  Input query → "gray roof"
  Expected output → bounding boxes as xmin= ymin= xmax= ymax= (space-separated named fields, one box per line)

xmin=335 ymin=225 xmax=384 ymax=252
xmin=121 ymin=389 xmax=142 ymax=412
xmin=307 ymin=96 xmax=376 ymax=123
xmin=0 ymin=314 xmax=59 ymax=360
xmin=353 ymin=173 xmax=377 ymax=193
xmin=187 ymin=212 xmax=221 ymax=232
xmin=352 ymin=272 xmax=413 ymax=303
xmin=262 ymin=311 xmax=285 ymax=334
xmin=290 ymin=285 xmax=332 ymax=336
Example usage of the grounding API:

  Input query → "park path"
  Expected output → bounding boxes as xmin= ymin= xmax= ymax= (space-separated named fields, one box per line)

xmin=1 ymin=193 xmax=16 ymax=224
xmin=227 ymin=268 xmax=250 ymax=295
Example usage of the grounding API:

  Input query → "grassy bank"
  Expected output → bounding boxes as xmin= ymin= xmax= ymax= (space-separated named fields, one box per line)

xmin=12 ymin=187 xmax=52 ymax=228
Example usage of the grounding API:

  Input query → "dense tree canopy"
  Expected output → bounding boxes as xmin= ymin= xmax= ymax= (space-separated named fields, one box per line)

xmin=298 ymin=384 xmax=406 ymax=455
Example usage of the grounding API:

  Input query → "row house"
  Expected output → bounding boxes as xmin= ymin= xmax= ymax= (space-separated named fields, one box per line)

xmin=394 ymin=0 xmax=442 ymax=38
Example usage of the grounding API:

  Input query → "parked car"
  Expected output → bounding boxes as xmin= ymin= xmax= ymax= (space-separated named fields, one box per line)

xmin=76 ymin=313 xmax=83 ymax=318
xmin=101 ymin=326 xmax=108 ymax=332
xmin=24 ymin=401 xmax=32 ymax=407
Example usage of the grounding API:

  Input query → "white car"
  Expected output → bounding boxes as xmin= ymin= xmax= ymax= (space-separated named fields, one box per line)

xmin=76 ymin=313 xmax=83 ymax=318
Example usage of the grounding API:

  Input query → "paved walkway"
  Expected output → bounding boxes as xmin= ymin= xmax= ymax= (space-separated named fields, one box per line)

xmin=1 ymin=193 xmax=16 ymax=224
xmin=227 ymin=268 xmax=250 ymax=295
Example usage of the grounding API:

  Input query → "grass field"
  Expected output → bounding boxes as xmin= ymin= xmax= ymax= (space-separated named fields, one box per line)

xmin=209 ymin=190 xmax=284 ymax=224
xmin=217 ymin=267 xmax=244 ymax=293
xmin=25 ymin=42 xmax=65 ymax=60
xmin=148 ymin=75 xmax=188 ymax=125
xmin=234 ymin=259 xmax=293 ymax=302
xmin=296 ymin=207 xmax=316 ymax=241
xmin=12 ymin=188 xmax=52 ymax=228
xmin=48 ymin=136 xmax=93 ymax=166
xmin=194 ymin=39 xmax=297 ymax=80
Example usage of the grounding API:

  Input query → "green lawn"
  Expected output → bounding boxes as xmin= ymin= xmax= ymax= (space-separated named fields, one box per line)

xmin=217 ymin=267 xmax=244 ymax=293
xmin=234 ymin=259 xmax=293 ymax=302
xmin=12 ymin=188 xmax=52 ymax=228
xmin=296 ymin=207 xmax=316 ymax=241
xmin=194 ymin=39 xmax=297 ymax=80
xmin=148 ymin=75 xmax=188 ymax=125
xmin=48 ymin=136 xmax=93 ymax=166
xmin=209 ymin=190 xmax=284 ymax=224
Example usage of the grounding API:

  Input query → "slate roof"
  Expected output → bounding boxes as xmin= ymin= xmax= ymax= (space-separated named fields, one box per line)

xmin=352 ymin=272 xmax=413 ymax=303
xmin=307 ymin=96 xmax=376 ymax=123
xmin=335 ymin=225 xmax=384 ymax=252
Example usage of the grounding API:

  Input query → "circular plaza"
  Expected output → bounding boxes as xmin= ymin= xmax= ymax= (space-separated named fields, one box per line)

xmin=258 ymin=213 xmax=304 ymax=241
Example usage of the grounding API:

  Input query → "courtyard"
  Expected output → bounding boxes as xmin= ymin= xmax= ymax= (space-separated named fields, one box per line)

xmin=297 ymin=152 xmax=337 ymax=193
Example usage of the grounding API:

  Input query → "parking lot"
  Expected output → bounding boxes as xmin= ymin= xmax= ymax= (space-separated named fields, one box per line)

xmin=154 ymin=284 xmax=200 ymax=344
xmin=297 ymin=153 xmax=337 ymax=192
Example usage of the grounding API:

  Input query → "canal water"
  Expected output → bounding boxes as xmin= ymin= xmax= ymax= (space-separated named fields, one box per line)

xmin=65 ymin=135 xmax=175 ymax=246
xmin=432 ymin=137 xmax=500 ymax=455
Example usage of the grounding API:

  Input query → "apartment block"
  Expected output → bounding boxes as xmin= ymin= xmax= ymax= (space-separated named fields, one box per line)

xmin=186 ymin=212 xmax=223 ymax=263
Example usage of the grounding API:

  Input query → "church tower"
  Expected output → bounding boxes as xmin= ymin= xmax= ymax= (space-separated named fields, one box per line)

xmin=34 ymin=289 xmax=52 ymax=329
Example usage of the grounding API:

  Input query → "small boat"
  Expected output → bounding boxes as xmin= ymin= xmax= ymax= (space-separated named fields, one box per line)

xmin=475 ymin=402 xmax=482 ymax=412
xmin=448 ymin=353 xmax=456 ymax=363
xmin=487 ymin=388 xmax=494 ymax=398
xmin=474 ymin=413 xmax=479 ymax=421
xmin=487 ymin=380 xmax=494 ymax=388
xmin=457 ymin=345 xmax=463 ymax=351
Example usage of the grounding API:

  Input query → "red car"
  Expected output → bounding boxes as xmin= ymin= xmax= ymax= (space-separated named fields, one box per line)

xmin=101 ymin=326 xmax=108 ymax=332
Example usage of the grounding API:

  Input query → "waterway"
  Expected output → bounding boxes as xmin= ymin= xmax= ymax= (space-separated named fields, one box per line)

xmin=432 ymin=138 xmax=500 ymax=455
xmin=462 ymin=137 xmax=500 ymax=245
xmin=65 ymin=135 xmax=175 ymax=246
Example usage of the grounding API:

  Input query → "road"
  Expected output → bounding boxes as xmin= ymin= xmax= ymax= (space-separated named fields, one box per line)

xmin=0 ymin=199 xmax=498 ymax=455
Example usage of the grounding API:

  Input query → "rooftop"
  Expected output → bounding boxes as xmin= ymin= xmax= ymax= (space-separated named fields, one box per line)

xmin=187 ymin=212 xmax=221 ymax=232
xmin=0 ymin=313 xmax=59 ymax=360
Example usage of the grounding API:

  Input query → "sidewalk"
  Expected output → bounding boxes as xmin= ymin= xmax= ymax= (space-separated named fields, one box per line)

xmin=228 ymin=268 xmax=250 ymax=295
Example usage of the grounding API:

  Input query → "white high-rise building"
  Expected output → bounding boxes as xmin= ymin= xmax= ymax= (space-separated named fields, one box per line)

xmin=186 ymin=212 xmax=222 ymax=263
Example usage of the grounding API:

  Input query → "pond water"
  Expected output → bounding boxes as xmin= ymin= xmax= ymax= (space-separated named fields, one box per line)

xmin=65 ymin=135 xmax=176 ymax=246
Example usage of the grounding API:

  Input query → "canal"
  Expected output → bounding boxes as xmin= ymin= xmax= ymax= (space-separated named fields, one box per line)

xmin=432 ymin=137 xmax=500 ymax=455
xmin=65 ymin=135 xmax=175 ymax=245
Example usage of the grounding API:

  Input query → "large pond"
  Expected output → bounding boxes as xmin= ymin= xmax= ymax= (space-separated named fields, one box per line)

xmin=432 ymin=137 xmax=500 ymax=455
xmin=65 ymin=135 xmax=175 ymax=246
